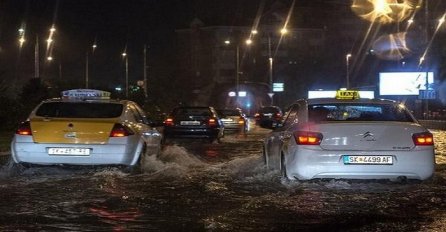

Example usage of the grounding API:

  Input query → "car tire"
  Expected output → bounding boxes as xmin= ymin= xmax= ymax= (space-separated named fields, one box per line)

xmin=162 ymin=136 xmax=170 ymax=145
xmin=209 ymin=137 xmax=220 ymax=144
xmin=263 ymin=146 xmax=269 ymax=168
xmin=280 ymin=153 xmax=288 ymax=179
xmin=8 ymin=160 xmax=27 ymax=176
xmin=127 ymin=144 xmax=147 ymax=174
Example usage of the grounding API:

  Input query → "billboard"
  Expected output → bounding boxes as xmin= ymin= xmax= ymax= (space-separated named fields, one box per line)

xmin=379 ymin=72 xmax=434 ymax=96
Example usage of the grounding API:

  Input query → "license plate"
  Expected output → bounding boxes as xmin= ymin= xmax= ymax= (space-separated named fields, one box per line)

xmin=48 ymin=148 xmax=91 ymax=156
xmin=343 ymin=155 xmax=393 ymax=165
xmin=180 ymin=121 xmax=200 ymax=125
xmin=221 ymin=118 xmax=233 ymax=122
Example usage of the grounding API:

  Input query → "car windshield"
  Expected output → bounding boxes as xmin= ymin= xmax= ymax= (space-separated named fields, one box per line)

xmin=35 ymin=102 xmax=123 ymax=118
xmin=308 ymin=103 xmax=414 ymax=122
xmin=218 ymin=110 xmax=240 ymax=117
xmin=260 ymin=107 xmax=280 ymax=113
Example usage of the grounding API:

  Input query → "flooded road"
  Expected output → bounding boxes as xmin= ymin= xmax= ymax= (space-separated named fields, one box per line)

xmin=0 ymin=127 xmax=446 ymax=231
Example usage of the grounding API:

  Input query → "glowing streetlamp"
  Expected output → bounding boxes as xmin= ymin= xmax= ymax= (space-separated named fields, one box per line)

xmin=122 ymin=52 xmax=129 ymax=98
xmin=280 ymin=28 xmax=288 ymax=35
xmin=17 ymin=26 xmax=58 ymax=79
xmin=18 ymin=28 xmax=26 ymax=48
xmin=85 ymin=43 xmax=98 ymax=88
xmin=224 ymin=39 xmax=252 ymax=103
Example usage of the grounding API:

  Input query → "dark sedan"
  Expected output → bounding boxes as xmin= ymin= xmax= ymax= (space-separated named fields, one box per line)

xmin=163 ymin=106 xmax=225 ymax=143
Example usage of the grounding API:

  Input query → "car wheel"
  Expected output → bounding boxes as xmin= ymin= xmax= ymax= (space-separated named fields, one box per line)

xmin=209 ymin=137 xmax=219 ymax=144
xmin=280 ymin=153 xmax=288 ymax=179
xmin=263 ymin=146 xmax=269 ymax=168
xmin=128 ymin=144 xmax=147 ymax=174
xmin=7 ymin=160 xmax=27 ymax=176
xmin=162 ymin=136 xmax=170 ymax=145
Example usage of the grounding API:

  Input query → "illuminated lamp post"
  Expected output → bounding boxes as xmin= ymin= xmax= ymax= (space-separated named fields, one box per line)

xmin=346 ymin=53 xmax=352 ymax=89
xmin=122 ymin=52 xmax=129 ymax=98
xmin=224 ymin=39 xmax=252 ymax=106
xmin=18 ymin=26 xmax=56 ymax=79
xmin=85 ymin=43 xmax=97 ymax=88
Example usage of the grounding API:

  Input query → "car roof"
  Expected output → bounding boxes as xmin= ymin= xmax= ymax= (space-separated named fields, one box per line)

xmin=41 ymin=98 xmax=129 ymax=104
xmin=301 ymin=98 xmax=399 ymax=105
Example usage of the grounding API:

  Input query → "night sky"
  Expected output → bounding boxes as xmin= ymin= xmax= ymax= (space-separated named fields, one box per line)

xmin=0 ymin=0 xmax=278 ymax=91
xmin=1 ymin=0 xmax=444 ymax=101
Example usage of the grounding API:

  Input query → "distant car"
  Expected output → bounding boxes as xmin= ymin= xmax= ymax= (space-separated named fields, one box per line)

xmin=263 ymin=90 xmax=435 ymax=181
xmin=11 ymin=89 xmax=162 ymax=172
xmin=217 ymin=108 xmax=248 ymax=133
xmin=163 ymin=106 xmax=224 ymax=143
xmin=254 ymin=106 xmax=283 ymax=128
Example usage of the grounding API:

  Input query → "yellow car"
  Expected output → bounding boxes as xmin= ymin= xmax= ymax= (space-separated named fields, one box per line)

xmin=11 ymin=89 xmax=162 ymax=172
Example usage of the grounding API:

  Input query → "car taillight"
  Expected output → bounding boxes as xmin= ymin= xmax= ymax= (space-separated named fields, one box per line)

xmin=110 ymin=124 xmax=134 ymax=137
xmin=293 ymin=131 xmax=323 ymax=145
xmin=412 ymin=132 xmax=434 ymax=146
xmin=164 ymin=118 xmax=174 ymax=126
xmin=16 ymin=121 xmax=32 ymax=136
xmin=274 ymin=113 xmax=282 ymax=119
xmin=208 ymin=118 xmax=217 ymax=126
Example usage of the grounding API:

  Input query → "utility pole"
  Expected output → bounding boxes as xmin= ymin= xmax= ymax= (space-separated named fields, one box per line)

xmin=424 ymin=0 xmax=429 ymax=119
xmin=85 ymin=51 xmax=89 ymax=88
xmin=143 ymin=45 xmax=148 ymax=98
xmin=34 ymin=36 xmax=39 ymax=78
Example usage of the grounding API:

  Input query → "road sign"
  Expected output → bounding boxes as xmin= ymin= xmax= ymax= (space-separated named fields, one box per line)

xmin=418 ymin=90 xmax=436 ymax=100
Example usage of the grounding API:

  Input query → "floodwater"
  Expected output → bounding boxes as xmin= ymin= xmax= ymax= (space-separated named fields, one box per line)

xmin=0 ymin=128 xmax=445 ymax=231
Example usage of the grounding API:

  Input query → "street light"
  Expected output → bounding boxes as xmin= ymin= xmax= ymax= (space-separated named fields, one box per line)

xmin=122 ymin=52 xmax=129 ymax=98
xmin=346 ymin=53 xmax=352 ymax=89
xmin=85 ymin=43 xmax=97 ymax=89
xmin=18 ymin=26 xmax=57 ymax=79
xmin=225 ymin=39 xmax=252 ymax=107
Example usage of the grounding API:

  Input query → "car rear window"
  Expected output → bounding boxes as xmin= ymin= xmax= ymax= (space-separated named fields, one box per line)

xmin=260 ymin=107 xmax=280 ymax=113
xmin=35 ymin=102 xmax=123 ymax=118
xmin=218 ymin=110 xmax=240 ymax=117
xmin=173 ymin=108 xmax=212 ymax=117
xmin=308 ymin=103 xmax=414 ymax=122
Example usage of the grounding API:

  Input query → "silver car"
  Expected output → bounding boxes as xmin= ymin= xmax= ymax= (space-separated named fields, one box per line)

xmin=11 ymin=89 xmax=162 ymax=172
xmin=263 ymin=92 xmax=435 ymax=181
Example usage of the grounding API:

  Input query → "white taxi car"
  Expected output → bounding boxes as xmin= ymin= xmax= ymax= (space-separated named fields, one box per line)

xmin=11 ymin=89 xmax=162 ymax=172
xmin=263 ymin=90 xmax=435 ymax=181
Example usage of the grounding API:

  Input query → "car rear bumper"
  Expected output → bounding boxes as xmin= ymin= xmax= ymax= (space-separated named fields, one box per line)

xmin=11 ymin=139 xmax=141 ymax=166
xmin=285 ymin=146 xmax=435 ymax=180
xmin=164 ymin=127 xmax=222 ymax=139
xmin=222 ymin=123 xmax=245 ymax=131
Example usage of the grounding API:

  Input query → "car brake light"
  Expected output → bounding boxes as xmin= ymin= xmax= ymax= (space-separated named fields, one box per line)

xmin=164 ymin=118 xmax=174 ymax=126
xmin=16 ymin=121 xmax=32 ymax=135
xmin=208 ymin=118 xmax=217 ymax=126
xmin=294 ymin=131 xmax=323 ymax=145
xmin=412 ymin=132 xmax=434 ymax=146
xmin=110 ymin=124 xmax=134 ymax=137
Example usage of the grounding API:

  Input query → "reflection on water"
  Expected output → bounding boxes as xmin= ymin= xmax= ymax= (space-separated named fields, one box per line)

xmin=0 ymin=128 xmax=445 ymax=231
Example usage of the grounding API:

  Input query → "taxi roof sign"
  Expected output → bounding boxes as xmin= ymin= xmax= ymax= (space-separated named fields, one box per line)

xmin=61 ymin=89 xmax=111 ymax=100
xmin=335 ymin=90 xmax=360 ymax=100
